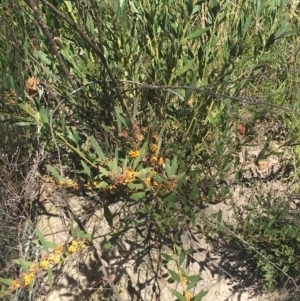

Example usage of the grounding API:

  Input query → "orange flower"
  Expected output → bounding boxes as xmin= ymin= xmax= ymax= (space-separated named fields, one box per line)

xmin=10 ymin=279 xmax=20 ymax=289
xmin=55 ymin=244 xmax=63 ymax=255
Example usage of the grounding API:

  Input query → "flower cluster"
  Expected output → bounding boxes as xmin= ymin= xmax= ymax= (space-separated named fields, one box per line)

xmin=57 ymin=178 xmax=79 ymax=190
xmin=8 ymin=241 xmax=87 ymax=294
xmin=180 ymin=277 xmax=193 ymax=301
xmin=67 ymin=240 xmax=87 ymax=254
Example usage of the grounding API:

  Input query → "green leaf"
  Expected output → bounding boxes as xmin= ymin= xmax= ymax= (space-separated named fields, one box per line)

xmin=161 ymin=252 xmax=173 ymax=262
xmin=165 ymin=158 xmax=172 ymax=177
xmin=171 ymin=156 xmax=178 ymax=175
xmin=104 ymin=205 xmax=113 ymax=228
xmin=73 ymin=229 xmax=91 ymax=240
xmin=275 ymin=25 xmax=292 ymax=40
xmin=46 ymin=165 xmax=61 ymax=181
xmin=186 ymin=28 xmax=210 ymax=40
xmin=37 ymin=228 xmax=49 ymax=254
xmin=208 ymin=110 xmax=216 ymax=126
xmin=66 ymin=127 xmax=77 ymax=145
xmin=264 ymin=215 xmax=277 ymax=234
xmin=99 ymin=166 xmax=109 ymax=177
xmin=194 ymin=289 xmax=208 ymax=301
xmin=175 ymin=58 xmax=195 ymax=77
xmin=129 ymin=191 xmax=145 ymax=201
xmin=33 ymin=50 xmax=51 ymax=65
xmin=170 ymin=289 xmax=185 ymax=301
xmin=0 ymin=278 xmax=13 ymax=286
xmin=15 ymin=121 xmax=35 ymax=126
xmin=127 ymin=182 xmax=144 ymax=190
xmin=95 ymin=181 xmax=108 ymax=189
xmin=179 ymin=251 xmax=185 ymax=266
xmin=136 ymin=167 xmax=153 ymax=179
xmin=39 ymin=107 xmax=49 ymax=124
xmin=47 ymin=266 xmax=53 ymax=288
xmin=31 ymin=238 xmax=57 ymax=249
xmin=12 ymin=259 xmax=33 ymax=271
xmin=187 ymin=274 xmax=202 ymax=290
xmin=168 ymin=269 xmax=180 ymax=282
xmin=81 ymin=160 xmax=92 ymax=177
xmin=90 ymin=136 xmax=106 ymax=160
xmin=107 ymin=157 xmax=119 ymax=173
xmin=176 ymin=172 xmax=186 ymax=183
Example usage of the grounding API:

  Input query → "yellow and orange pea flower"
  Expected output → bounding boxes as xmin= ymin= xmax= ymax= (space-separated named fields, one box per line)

xmin=150 ymin=144 xmax=158 ymax=153
xmin=129 ymin=150 xmax=140 ymax=158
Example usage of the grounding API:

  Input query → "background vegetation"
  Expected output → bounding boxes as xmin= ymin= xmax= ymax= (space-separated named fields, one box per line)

xmin=1 ymin=0 xmax=300 ymax=299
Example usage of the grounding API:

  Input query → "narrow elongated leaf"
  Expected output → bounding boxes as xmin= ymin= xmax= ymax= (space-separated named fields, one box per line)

xmin=0 ymin=278 xmax=13 ymax=285
xmin=170 ymin=289 xmax=185 ymax=301
xmin=165 ymin=158 xmax=172 ymax=177
xmin=171 ymin=156 xmax=178 ymax=175
xmin=98 ymin=166 xmax=109 ymax=177
xmin=161 ymin=252 xmax=173 ymax=261
xmin=167 ymin=269 xmax=180 ymax=282
xmin=175 ymin=58 xmax=195 ymax=77
xmin=187 ymin=274 xmax=202 ymax=290
xmin=194 ymin=289 xmax=208 ymax=301
xmin=66 ymin=127 xmax=77 ymax=145
xmin=81 ymin=160 xmax=92 ymax=177
xmin=186 ymin=28 xmax=210 ymax=40
xmin=37 ymin=228 xmax=49 ymax=254
xmin=12 ymin=259 xmax=33 ymax=271
xmin=39 ymin=107 xmax=49 ymax=124
xmin=46 ymin=165 xmax=61 ymax=181
xmin=47 ymin=266 xmax=53 ymax=288
xmin=104 ymin=205 xmax=113 ymax=228
xmin=90 ymin=136 xmax=106 ymax=160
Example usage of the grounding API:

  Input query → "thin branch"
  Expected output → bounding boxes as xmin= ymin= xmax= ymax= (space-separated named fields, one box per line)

xmin=39 ymin=0 xmax=126 ymax=111
xmin=26 ymin=0 xmax=77 ymax=90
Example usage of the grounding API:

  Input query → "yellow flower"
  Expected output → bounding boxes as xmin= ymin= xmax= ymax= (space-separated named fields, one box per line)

xmin=68 ymin=241 xmax=79 ymax=254
xmin=68 ymin=245 xmax=77 ymax=253
xmin=185 ymin=292 xmax=193 ymax=301
xmin=49 ymin=254 xmax=61 ymax=264
xmin=129 ymin=150 xmax=140 ymax=158
xmin=58 ymin=180 xmax=66 ymax=186
xmin=144 ymin=177 xmax=151 ymax=185
xmin=181 ymin=277 xmax=188 ymax=285
xmin=152 ymin=181 xmax=159 ymax=187
xmin=80 ymin=243 xmax=87 ymax=250
xmin=124 ymin=170 xmax=136 ymax=183
xmin=23 ymin=272 xmax=35 ymax=286
xmin=150 ymin=156 xmax=158 ymax=163
xmin=66 ymin=179 xmax=74 ymax=186
xmin=40 ymin=260 xmax=49 ymax=269
xmin=158 ymin=157 xmax=164 ymax=166
xmin=150 ymin=144 xmax=158 ymax=153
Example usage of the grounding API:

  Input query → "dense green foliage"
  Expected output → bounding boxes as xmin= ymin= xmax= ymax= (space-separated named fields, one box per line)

xmin=1 ymin=0 xmax=300 ymax=299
